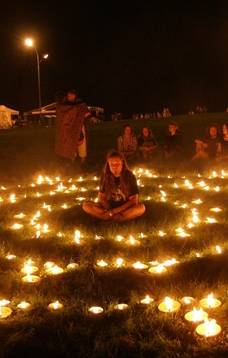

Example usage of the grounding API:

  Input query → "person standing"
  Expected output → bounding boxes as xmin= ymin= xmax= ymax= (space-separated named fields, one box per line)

xmin=55 ymin=89 xmax=90 ymax=165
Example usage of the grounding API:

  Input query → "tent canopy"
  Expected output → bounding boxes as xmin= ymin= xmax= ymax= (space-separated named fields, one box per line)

xmin=0 ymin=105 xmax=19 ymax=129
xmin=0 ymin=105 xmax=19 ymax=114
xmin=26 ymin=102 xmax=104 ymax=116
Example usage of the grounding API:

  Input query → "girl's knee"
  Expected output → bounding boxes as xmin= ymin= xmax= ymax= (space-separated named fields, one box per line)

xmin=82 ymin=201 xmax=92 ymax=212
xmin=138 ymin=203 xmax=145 ymax=214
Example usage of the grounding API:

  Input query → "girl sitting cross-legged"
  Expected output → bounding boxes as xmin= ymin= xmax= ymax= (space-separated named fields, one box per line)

xmin=82 ymin=150 xmax=145 ymax=222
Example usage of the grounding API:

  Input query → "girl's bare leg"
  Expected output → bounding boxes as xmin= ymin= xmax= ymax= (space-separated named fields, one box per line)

xmin=113 ymin=203 xmax=145 ymax=222
xmin=82 ymin=201 xmax=110 ymax=220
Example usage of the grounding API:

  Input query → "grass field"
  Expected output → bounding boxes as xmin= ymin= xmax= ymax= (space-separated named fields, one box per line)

xmin=0 ymin=113 xmax=228 ymax=357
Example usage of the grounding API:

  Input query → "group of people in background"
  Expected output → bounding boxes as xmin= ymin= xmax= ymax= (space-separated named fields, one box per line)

xmin=117 ymin=122 xmax=181 ymax=163
xmin=116 ymin=122 xmax=228 ymax=165
xmin=132 ymin=108 xmax=172 ymax=120
xmin=192 ymin=123 xmax=228 ymax=162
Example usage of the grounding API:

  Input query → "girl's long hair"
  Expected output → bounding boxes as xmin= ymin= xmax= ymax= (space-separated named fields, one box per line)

xmin=101 ymin=150 xmax=131 ymax=200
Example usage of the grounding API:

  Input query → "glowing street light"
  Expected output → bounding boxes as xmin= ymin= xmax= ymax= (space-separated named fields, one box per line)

xmin=24 ymin=37 xmax=49 ymax=122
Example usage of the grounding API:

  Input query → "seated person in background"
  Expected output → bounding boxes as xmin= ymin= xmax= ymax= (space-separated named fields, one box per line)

xmin=117 ymin=125 xmax=137 ymax=159
xmin=192 ymin=125 xmax=222 ymax=161
xmin=164 ymin=122 xmax=182 ymax=159
xmin=138 ymin=126 xmax=158 ymax=160
xmin=221 ymin=123 xmax=228 ymax=160
xmin=82 ymin=150 xmax=145 ymax=222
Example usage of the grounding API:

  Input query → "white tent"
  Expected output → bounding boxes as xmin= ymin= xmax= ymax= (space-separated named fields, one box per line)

xmin=0 ymin=105 xmax=19 ymax=129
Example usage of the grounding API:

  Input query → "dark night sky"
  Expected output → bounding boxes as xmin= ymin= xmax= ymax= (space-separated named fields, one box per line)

xmin=1 ymin=1 xmax=228 ymax=115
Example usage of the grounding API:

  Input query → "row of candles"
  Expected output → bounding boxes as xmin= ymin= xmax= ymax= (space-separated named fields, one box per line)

xmin=0 ymin=181 xmax=224 ymax=206
xmin=0 ymin=294 xmax=223 ymax=337
xmin=2 ymin=225 xmax=225 ymax=286
xmin=0 ymin=169 xmax=227 ymax=194
xmin=3 ymin=239 xmax=224 ymax=284
xmin=9 ymin=207 xmax=225 ymax=245
xmin=18 ymin=257 xmax=179 ymax=283
xmin=7 ymin=225 xmax=225 ymax=263
xmin=0 ymin=167 xmax=227 ymax=205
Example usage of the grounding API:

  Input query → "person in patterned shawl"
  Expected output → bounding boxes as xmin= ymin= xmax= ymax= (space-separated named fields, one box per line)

xmin=55 ymin=89 xmax=91 ymax=164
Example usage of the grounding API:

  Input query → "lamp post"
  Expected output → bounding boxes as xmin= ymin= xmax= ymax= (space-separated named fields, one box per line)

xmin=24 ymin=38 xmax=48 ymax=122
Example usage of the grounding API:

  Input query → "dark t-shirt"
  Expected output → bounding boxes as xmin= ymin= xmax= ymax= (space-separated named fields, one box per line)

xmin=138 ymin=135 xmax=157 ymax=147
xmin=221 ymin=138 xmax=228 ymax=156
xmin=100 ymin=171 xmax=139 ymax=208
xmin=164 ymin=133 xmax=182 ymax=152
xmin=205 ymin=136 xmax=221 ymax=159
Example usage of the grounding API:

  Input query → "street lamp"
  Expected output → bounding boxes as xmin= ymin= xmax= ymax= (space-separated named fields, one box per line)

xmin=24 ymin=38 xmax=48 ymax=122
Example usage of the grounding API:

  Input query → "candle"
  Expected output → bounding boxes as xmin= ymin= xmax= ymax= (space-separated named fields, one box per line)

xmin=14 ymin=213 xmax=25 ymax=219
xmin=114 ymin=258 xmax=125 ymax=268
xmin=5 ymin=254 xmax=17 ymax=260
xmin=9 ymin=193 xmax=16 ymax=203
xmin=214 ymin=186 xmax=220 ymax=192
xmin=0 ymin=299 xmax=10 ymax=306
xmin=11 ymin=223 xmax=23 ymax=230
xmin=140 ymin=295 xmax=154 ymax=305
xmin=0 ymin=307 xmax=12 ymax=319
xmin=96 ymin=260 xmax=108 ymax=268
xmin=22 ymin=275 xmax=41 ymax=283
xmin=37 ymin=175 xmax=44 ymax=185
xmin=196 ymin=319 xmax=221 ymax=337
xmin=175 ymin=228 xmax=190 ymax=238
xmin=88 ymin=306 xmax=103 ymax=314
xmin=45 ymin=265 xmax=64 ymax=275
xmin=21 ymin=260 xmax=38 ymax=275
xmin=114 ymin=303 xmax=128 ymax=311
xmin=192 ymin=198 xmax=203 ymax=205
xmin=158 ymin=230 xmax=167 ymax=237
xmin=17 ymin=301 xmax=31 ymax=310
xmin=36 ymin=230 xmax=41 ymax=239
xmin=214 ymin=245 xmax=222 ymax=254
xmin=74 ymin=230 xmax=82 ymax=244
xmin=126 ymin=235 xmax=140 ymax=246
xmin=200 ymin=293 xmax=221 ymax=309
xmin=163 ymin=258 xmax=179 ymax=267
xmin=48 ymin=300 xmax=63 ymax=310
xmin=205 ymin=217 xmax=217 ymax=224
xmin=66 ymin=263 xmax=79 ymax=270
xmin=42 ymin=224 xmax=49 ymax=233
xmin=191 ymin=209 xmax=200 ymax=224
xmin=180 ymin=296 xmax=195 ymax=305
xmin=149 ymin=265 xmax=167 ymax=274
xmin=210 ymin=207 xmax=222 ymax=213
xmin=95 ymin=235 xmax=104 ymax=240
xmin=132 ymin=261 xmax=148 ymax=270
xmin=115 ymin=235 xmax=124 ymax=242
xmin=184 ymin=308 xmax=208 ymax=322
xmin=158 ymin=297 xmax=181 ymax=313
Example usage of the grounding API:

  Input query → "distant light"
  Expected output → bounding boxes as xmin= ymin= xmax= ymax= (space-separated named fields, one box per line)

xmin=24 ymin=38 xmax=34 ymax=47
xmin=43 ymin=53 xmax=49 ymax=59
